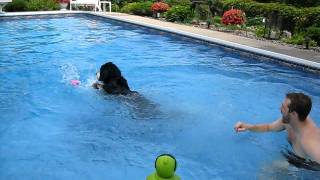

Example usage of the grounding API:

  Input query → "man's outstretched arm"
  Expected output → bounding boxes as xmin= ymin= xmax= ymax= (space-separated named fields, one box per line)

xmin=234 ymin=118 xmax=285 ymax=133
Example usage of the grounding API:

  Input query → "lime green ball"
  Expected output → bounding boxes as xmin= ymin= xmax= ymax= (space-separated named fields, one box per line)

xmin=155 ymin=155 xmax=176 ymax=178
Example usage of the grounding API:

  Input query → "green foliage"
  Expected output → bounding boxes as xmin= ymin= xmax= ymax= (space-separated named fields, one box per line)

xmin=283 ymin=32 xmax=317 ymax=47
xmin=111 ymin=3 xmax=121 ymax=12
xmin=246 ymin=16 xmax=264 ymax=26
xmin=220 ymin=0 xmax=298 ymax=17
xmin=306 ymin=27 xmax=320 ymax=45
xmin=224 ymin=24 xmax=246 ymax=30
xmin=114 ymin=0 xmax=146 ymax=8
xmin=118 ymin=0 xmax=146 ymax=4
xmin=213 ymin=16 xmax=222 ymax=24
xmin=254 ymin=0 xmax=272 ymax=2
xmin=219 ymin=0 xmax=320 ymax=33
xmin=206 ymin=0 xmax=224 ymax=15
xmin=285 ymin=0 xmax=320 ymax=7
xmin=284 ymin=33 xmax=305 ymax=45
xmin=227 ymin=0 xmax=319 ymax=7
xmin=165 ymin=5 xmax=194 ymax=23
xmin=120 ymin=2 xmax=153 ymax=16
xmin=4 ymin=0 xmax=27 ymax=12
xmin=294 ymin=7 xmax=320 ymax=31
xmin=255 ymin=26 xmax=265 ymax=37
xmin=26 ymin=0 xmax=59 ymax=11
xmin=194 ymin=4 xmax=212 ymax=21
xmin=164 ymin=0 xmax=191 ymax=6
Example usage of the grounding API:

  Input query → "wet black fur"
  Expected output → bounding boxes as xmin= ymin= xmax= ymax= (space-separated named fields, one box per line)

xmin=98 ymin=62 xmax=131 ymax=95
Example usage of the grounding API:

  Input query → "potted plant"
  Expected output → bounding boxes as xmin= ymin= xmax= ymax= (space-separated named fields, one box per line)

xmin=59 ymin=0 xmax=69 ymax=10
xmin=151 ymin=1 xmax=169 ymax=18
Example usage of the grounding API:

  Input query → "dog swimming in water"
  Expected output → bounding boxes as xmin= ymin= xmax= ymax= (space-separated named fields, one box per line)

xmin=93 ymin=62 xmax=135 ymax=95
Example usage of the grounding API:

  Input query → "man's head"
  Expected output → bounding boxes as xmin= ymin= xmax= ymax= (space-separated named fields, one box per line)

xmin=281 ymin=93 xmax=312 ymax=123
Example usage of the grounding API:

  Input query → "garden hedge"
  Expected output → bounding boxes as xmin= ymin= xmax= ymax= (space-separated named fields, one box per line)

xmin=218 ymin=0 xmax=320 ymax=32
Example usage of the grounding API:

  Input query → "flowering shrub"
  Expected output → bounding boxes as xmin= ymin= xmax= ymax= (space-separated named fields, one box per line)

xmin=222 ymin=9 xmax=246 ymax=25
xmin=151 ymin=2 xmax=169 ymax=13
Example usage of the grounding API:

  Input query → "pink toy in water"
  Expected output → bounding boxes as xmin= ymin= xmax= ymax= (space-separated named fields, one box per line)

xmin=70 ymin=79 xmax=80 ymax=86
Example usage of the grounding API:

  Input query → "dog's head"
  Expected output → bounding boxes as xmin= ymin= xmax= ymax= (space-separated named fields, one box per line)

xmin=97 ymin=62 xmax=131 ymax=95
xmin=98 ymin=62 xmax=122 ymax=83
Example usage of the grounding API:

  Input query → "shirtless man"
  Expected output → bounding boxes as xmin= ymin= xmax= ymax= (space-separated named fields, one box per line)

xmin=234 ymin=93 xmax=320 ymax=164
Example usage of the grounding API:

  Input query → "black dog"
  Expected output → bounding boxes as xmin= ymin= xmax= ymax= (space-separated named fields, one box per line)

xmin=93 ymin=62 xmax=133 ymax=95
xmin=93 ymin=62 xmax=162 ymax=119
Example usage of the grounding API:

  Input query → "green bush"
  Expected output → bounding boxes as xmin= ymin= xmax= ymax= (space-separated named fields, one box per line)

xmin=246 ymin=16 xmax=264 ymax=26
xmin=284 ymin=33 xmax=305 ymax=45
xmin=26 ymin=0 xmax=59 ymax=11
xmin=113 ymin=0 xmax=146 ymax=9
xmin=295 ymin=7 xmax=320 ymax=31
xmin=213 ymin=16 xmax=222 ymax=24
xmin=165 ymin=5 xmax=194 ymax=23
xmin=254 ymin=0 xmax=319 ymax=6
xmin=111 ymin=3 xmax=120 ymax=12
xmin=284 ymin=34 xmax=317 ymax=47
xmin=285 ymin=0 xmax=320 ymax=7
xmin=120 ymin=2 xmax=153 ymax=16
xmin=219 ymin=0 xmax=320 ymax=33
xmin=255 ymin=26 xmax=265 ymax=37
xmin=254 ymin=0 xmax=272 ymax=2
xmin=220 ymin=0 xmax=300 ymax=18
xmin=194 ymin=4 xmax=212 ymax=21
xmin=164 ymin=0 xmax=191 ymax=6
xmin=4 ymin=0 xmax=27 ymax=12
xmin=306 ymin=27 xmax=320 ymax=45
xmin=225 ymin=24 xmax=246 ymax=30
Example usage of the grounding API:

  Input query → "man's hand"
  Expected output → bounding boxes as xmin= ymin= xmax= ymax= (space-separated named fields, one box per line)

xmin=234 ymin=121 xmax=251 ymax=133
xmin=234 ymin=119 xmax=284 ymax=133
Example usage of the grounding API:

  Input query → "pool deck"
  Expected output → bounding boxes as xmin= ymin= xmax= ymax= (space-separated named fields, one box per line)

xmin=1 ymin=11 xmax=320 ymax=69
xmin=101 ymin=13 xmax=320 ymax=63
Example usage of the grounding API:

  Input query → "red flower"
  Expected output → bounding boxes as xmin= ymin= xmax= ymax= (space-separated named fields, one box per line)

xmin=222 ymin=9 xmax=246 ymax=25
xmin=151 ymin=2 xmax=170 ymax=13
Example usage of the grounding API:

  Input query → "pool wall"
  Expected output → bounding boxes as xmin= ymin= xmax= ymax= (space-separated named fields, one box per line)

xmin=1 ymin=11 xmax=320 ymax=71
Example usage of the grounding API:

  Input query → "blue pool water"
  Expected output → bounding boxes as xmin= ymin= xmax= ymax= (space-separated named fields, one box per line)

xmin=0 ymin=14 xmax=320 ymax=179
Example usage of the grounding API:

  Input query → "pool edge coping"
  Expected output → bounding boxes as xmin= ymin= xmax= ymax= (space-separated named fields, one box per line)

xmin=1 ymin=11 xmax=320 ymax=71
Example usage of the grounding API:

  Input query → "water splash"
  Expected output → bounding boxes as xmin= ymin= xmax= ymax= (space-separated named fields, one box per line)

xmin=60 ymin=63 xmax=80 ymax=84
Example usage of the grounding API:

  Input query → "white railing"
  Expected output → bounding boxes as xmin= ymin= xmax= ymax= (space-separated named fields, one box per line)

xmin=0 ymin=0 xmax=12 ymax=13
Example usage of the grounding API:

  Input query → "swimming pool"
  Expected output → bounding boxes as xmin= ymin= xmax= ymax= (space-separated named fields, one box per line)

xmin=0 ymin=13 xmax=319 ymax=179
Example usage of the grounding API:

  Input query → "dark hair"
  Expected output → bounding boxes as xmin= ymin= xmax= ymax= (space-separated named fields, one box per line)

xmin=286 ymin=93 xmax=312 ymax=121
xmin=98 ymin=62 xmax=131 ymax=95
xmin=99 ymin=62 xmax=122 ymax=83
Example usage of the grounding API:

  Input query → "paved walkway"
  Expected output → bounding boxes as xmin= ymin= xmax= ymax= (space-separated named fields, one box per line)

xmin=101 ymin=13 xmax=320 ymax=63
